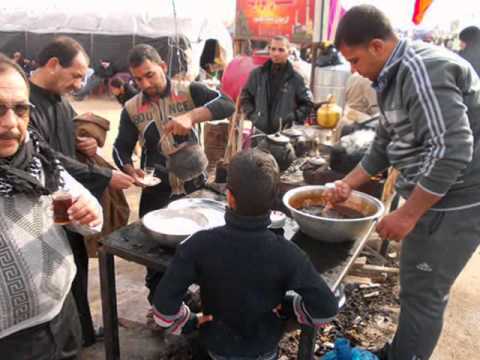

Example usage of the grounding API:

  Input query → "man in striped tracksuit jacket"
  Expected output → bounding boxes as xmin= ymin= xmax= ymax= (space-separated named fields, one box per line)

xmin=331 ymin=5 xmax=480 ymax=360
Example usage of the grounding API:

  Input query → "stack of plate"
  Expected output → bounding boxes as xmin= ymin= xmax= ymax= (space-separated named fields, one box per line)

xmin=142 ymin=198 xmax=226 ymax=247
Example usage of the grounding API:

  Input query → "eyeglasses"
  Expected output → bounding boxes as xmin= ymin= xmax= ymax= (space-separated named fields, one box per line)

xmin=0 ymin=102 xmax=35 ymax=117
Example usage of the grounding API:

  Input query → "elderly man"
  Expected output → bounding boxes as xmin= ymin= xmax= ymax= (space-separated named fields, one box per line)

xmin=113 ymin=44 xmax=235 ymax=306
xmin=0 ymin=54 xmax=102 ymax=359
xmin=28 ymin=36 xmax=134 ymax=346
xmin=328 ymin=6 xmax=480 ymax=359
xmin=241 ymin=35 xmax=313 ymax=134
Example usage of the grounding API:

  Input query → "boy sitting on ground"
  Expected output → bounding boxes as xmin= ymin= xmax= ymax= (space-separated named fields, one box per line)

xmin=152 ymin=149 xmax=338 ymax=359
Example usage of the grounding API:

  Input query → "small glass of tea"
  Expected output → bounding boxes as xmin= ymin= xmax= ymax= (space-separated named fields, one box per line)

xmin=52 ymin=191 xmax=73 ymax=225
xmin=143 ymin=166 xmax=155 ymax=184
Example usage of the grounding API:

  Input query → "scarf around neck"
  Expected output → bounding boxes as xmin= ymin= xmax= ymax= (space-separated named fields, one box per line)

xmin=0 ymin=131 xmax=64 ymax=197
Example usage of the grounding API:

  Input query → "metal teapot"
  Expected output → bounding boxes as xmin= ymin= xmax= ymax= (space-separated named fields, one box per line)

xmin=282 ymin=128 xmax=309 ymax=157
xmin=258 ymin=133 xmax=296 ymax=171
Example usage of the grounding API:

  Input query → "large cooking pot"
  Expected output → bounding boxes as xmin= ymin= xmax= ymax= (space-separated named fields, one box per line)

xmin=283 ymin=185 xmax=384 ymax=243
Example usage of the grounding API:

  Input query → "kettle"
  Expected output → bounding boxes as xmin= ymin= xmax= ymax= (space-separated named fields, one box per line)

xmin=316 ymin=94 xmax=342 ymax=129
xmin=258 ymin=133 xmax=296 ymax=171
xmin=282 ymin=128 xmax=309 ymax=157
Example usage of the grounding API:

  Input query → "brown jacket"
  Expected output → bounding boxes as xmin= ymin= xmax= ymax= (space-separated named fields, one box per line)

xmin=74 ymin=112 xmax=130 ymax=257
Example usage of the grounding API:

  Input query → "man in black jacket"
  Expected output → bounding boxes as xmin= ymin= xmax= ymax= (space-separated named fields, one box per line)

xmin=28 ymin=36 xmax=135 ymax=346
xmin=241 ymin=36 xmax=313 ymax=134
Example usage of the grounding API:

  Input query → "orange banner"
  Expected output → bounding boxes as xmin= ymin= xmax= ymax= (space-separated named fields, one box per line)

xmin=412 ymin=0 xmax=433 ymax=25
xmin=235 ymin=0 xmax=315 ymax=43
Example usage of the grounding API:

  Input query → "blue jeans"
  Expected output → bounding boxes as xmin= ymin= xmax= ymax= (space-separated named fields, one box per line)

xmin=208 ymin=350 xmax=278 ymax=360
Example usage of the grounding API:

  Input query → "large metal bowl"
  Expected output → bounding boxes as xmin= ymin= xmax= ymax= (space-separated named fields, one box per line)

xmin=142 ymin=208 xmax=209 ymax=247
xmin=283 ymin=185 xmax=384 ymax=243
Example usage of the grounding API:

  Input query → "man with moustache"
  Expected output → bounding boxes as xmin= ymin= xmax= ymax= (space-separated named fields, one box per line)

xmin=113 ymin=44 xmax=235 ymax=305
xmin=0 ymin=54 xmax=102 ymax=359
xmin=28 ymin=36 xmax=135 ymax=346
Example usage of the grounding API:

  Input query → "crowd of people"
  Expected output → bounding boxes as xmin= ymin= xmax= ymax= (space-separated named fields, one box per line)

xmin=1 ymin=4 xmax=480 ymax=360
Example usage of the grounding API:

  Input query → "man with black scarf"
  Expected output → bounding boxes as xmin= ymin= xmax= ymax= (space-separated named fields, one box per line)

xmin=0 ymin=54 xmax=102 ymax=359
xmin=28 ymin=36 xmax=135 ymax=346
xmin=241 ymin=36 xmax=313 ymax=134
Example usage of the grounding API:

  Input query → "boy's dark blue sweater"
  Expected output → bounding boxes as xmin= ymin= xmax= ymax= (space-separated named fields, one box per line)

xmin=153 ymin=209 xmax=338 ymax=357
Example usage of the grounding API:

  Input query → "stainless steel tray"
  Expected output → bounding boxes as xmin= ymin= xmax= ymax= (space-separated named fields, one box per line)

xmin=167 ymin=198 xmax=226 ymax=229
xmin=142 ymin=208 xmax=209 ymax=247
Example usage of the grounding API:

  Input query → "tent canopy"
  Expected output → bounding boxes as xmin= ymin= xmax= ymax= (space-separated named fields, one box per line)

xmin=0 ymin=3 xmax=233 ymax=76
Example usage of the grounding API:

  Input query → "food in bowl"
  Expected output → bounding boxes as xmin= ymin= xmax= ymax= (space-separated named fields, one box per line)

xmin=288 ymin=192 xmax=372 ymax=220
xmin=282 ymin=185 xmax=385 ymax=243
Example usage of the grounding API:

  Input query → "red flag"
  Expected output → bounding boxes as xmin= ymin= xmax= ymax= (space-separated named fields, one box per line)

xmin=412 ymin=0 xmax=434 ymax=25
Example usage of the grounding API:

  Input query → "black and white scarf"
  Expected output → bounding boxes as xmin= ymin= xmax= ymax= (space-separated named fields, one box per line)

xmin=0 ymin=131 xmax=64 ymax=197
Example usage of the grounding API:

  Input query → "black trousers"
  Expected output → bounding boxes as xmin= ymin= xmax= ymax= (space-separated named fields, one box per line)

xmin=140 ymin=187 xmax=175 ymax=304
xmin=0 ymin=292 xmax=82 ymax=360
xmin=67 ymin=230 xmax=95 ymax=346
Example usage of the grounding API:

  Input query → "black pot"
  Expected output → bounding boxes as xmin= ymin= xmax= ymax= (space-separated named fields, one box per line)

xmin=258 ymin=134 xmax=296 ymax=171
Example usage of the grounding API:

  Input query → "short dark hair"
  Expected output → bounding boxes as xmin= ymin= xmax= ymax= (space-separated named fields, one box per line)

xmin=37 ymin=36 xmax=89 ymax=68
xmin=271 ymin=35 xmax=290 ymax=47
xmin=227 ymin=149 xmax=279 ymax=216
xmin=0 ymin=53 xmax=29 ymax=91
xmin=334 ymin=5 xmax=395 ymax=48
xmin=110 ymin=77 xmax=124 ymax=89
xmin=128 ymin=44 xmax=164 ymax=68
xmin=459 ymin=26 xmax=480 ymax=47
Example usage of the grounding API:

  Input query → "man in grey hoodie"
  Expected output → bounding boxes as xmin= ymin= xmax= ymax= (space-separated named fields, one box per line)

xmin=328 ymin=5 xmax=480 ymax=360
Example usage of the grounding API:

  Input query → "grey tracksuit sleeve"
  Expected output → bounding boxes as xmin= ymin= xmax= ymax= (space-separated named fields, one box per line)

xmin=402 ymin=60 xmax=474 ymax=196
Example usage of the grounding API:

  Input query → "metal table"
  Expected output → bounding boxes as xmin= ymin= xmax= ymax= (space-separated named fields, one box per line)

xmin=99 ymin=188 xmax=374 ymax=359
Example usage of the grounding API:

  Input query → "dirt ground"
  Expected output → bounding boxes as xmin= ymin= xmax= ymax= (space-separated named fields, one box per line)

xmin=71 ymin=97 xmax=480 ymax=359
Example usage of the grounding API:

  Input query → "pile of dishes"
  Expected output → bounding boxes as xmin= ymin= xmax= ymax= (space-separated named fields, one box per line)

xmin=142 ymin=198 xmax=226 ymax=247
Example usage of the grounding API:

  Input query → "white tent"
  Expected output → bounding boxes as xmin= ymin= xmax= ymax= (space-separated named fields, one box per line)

xmin=0 ymin=2 xmax=233 ymax=77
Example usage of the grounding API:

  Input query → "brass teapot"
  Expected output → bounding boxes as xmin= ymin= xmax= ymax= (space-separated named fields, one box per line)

xmin=316 ymin=95 xmax=342 ymax=129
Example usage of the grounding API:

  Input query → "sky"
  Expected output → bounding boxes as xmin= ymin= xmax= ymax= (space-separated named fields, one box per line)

xmin=6 ymin=0 xmax=479 ymax=30
xmin=343 ymin=0 xmax=480 ymax=30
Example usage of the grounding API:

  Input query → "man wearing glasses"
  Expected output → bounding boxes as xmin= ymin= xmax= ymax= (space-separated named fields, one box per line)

xmin=241 ymin=36 xmax=313 ymax=135
xmin=0 ymin=54 xmax=102 ymax=359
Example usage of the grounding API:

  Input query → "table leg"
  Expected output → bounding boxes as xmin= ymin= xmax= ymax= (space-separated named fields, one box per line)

xmin=297 ymin=325 xmax=318 ymax=359
xmin=99 ymin=248 xmax=120 ymax=360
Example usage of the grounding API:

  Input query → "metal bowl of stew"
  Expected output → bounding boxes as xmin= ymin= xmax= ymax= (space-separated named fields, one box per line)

xmin=283 ymin=185 xmax=384 ymax=243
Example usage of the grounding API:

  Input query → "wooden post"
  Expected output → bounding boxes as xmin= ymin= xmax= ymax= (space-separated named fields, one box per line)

xmin=99 ymin=248 xmax=120 ymax=360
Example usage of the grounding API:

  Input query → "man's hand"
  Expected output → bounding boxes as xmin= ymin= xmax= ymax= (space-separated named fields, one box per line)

xmin=323 ymin=180 xmax=352 ymax=204
xmin=376 ymin=207 xmax=420 ymax=242
xmin=122 ymin=165 xmax=147 ymax=187
xmin=76 ymin=136 xmax=98 ymax=158
xmin=67 ymin=194 xmax=101 ymax=227
xmin=165 ymin=113 xmax=194 ymax=136
xmin=110 ymin=170 xmax=135 ymax=190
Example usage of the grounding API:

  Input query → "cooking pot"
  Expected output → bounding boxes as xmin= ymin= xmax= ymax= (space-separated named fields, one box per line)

xmin=283 ymin=185 xmax=384 ymax=243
